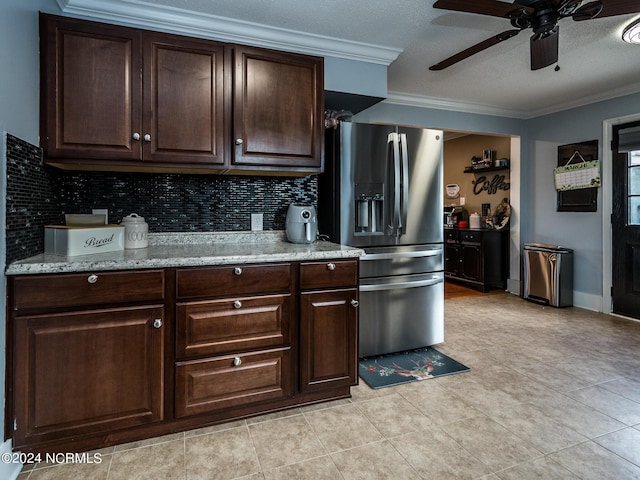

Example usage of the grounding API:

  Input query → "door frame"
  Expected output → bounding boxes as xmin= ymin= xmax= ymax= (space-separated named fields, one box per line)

xmin=602 ymin=113 xmax=640 ymax=316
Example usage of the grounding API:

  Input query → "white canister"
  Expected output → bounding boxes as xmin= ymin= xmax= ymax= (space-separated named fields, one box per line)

xmin=121 ymin=213 xmax=149 ymax=249
xmin=469 ymin=212 xmax=481 ymax=229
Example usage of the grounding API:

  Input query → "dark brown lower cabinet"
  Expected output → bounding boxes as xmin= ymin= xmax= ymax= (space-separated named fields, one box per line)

xmin=13 ymin=306 xmax=165 ymax=449
xmin=7 ymin=258 xmax=359 ymax=454
xmin=299 ymin=259 xmax=359 ymax=392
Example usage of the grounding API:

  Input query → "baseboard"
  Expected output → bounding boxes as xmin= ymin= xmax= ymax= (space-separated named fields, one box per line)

xmin=0 ymin=440 xmax=22 ymax=480
xmin=508 ymin=279 xmax=603 ymax=313
xmin=573 ymin=291 xmax=603 ymax=312
xmin=611 ymin=313 xmax=640 ymax=324
xmin=506 ymin=278 xmax=521 ymax=296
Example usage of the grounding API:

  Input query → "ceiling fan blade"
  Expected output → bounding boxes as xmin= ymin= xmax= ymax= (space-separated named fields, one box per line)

xmin=433 ymin=0 xmax=534 ymax=19
xmin=530 ymin=27 xmax=559 ymax=70
xmin=430 ymin=29 xmax=521 ymax=70
xmin=573 ymin=0 xmax=640 ymax=21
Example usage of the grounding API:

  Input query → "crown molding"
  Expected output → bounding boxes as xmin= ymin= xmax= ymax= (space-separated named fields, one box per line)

xmin=386 ymin=81 xmax=640 ymax=120
xmin=384 ymin=92 xmax=528 ymax=119
xmin=56 ymin=0 xmax=402 ymax=65
xmin=526 ymin=83 xmax=640 ymax=118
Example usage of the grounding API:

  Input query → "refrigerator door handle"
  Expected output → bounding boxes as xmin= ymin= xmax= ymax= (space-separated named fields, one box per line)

xmin=360 ymin=275 xmax=443 ymax=292
xmin=399 ymin=133 xmax=409 ymax=236
xmin=388 ymin=132 xmax=402 ymax=237
xmin=361 ymin=250 xmax=441 ymax=261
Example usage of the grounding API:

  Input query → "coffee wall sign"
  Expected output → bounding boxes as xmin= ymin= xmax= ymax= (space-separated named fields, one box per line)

xmin=472 ymin=174 xmax=510 ymax=195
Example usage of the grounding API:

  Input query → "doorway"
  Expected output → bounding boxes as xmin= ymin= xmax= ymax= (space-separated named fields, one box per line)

xmin=442 ymin=132 xmax=521 ymax=296
xmin=611 ymin=121 xmax=640 ymax=320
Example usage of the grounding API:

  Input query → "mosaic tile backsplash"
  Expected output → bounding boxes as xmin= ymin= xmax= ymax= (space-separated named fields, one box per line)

xmin=5 ymin=134 xmax=60 ymax=264
xmin=5 ymin=134 xmax=318 ymax=264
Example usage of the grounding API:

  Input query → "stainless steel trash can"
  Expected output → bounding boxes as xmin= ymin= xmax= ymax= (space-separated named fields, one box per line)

xmin=523 ymin=243 xmax=573 ymax=307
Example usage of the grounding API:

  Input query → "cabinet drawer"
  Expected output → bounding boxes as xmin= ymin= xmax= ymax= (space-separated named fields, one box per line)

xmin=444 ymin=229 xmax=458 ymax=242
xmin=460 ymin=231 xmax=482 ymax=244
xmin=175 ymin=348 xmax=292 ymax=418
xmin=12 ymin=270 xmax=165 ymax=311
xmin=176 ymin=294 xmax=291 ymax=358
xmin=176 ymin=263 xmax=292 ymax=299
xmin=299 ymin=259 xmax=358 ymax=290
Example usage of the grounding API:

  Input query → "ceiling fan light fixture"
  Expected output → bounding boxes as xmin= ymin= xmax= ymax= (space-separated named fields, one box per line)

xmin=622 ymin=18 xmax=640 ymax=44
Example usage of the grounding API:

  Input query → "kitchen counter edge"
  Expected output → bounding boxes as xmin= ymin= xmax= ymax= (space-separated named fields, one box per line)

xmin=5 ymin=232 xmax=364 ymax=275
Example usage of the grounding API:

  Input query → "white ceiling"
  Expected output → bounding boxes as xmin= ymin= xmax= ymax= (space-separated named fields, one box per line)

xmin=58 ymin=0 xmax=640 ymax=118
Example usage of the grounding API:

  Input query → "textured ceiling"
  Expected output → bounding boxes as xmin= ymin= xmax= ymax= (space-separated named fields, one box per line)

xmin=61 ymin=0 xmax=640 ymax=118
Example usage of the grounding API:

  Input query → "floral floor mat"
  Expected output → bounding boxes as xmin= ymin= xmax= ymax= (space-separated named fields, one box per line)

xmin=359 ymin=347 xmax=470 ymax=389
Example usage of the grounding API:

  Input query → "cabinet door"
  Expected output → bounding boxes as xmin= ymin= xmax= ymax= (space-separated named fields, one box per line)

xmin=143 ymin=33 xmax=227 ymax=166
xmin=460 ymin=244 xmax=482 ymax=281
xmin=13 ymin=306 xmax=164 ymax=449
xmin=40 ymin=14 xmax=142 ymax=161
xmin=444 ymin=244 xmax=460 ymax=276
xmin=232 ymin=46 xmax=323 ymax=171
xmin=299 ymin=289 xmax=358 ymax=392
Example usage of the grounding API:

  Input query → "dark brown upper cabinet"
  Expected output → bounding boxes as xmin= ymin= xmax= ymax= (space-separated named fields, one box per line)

xmin=232 ymin=46 xmax=324 ymax=173
xmin=40 ymin=14 xmax=324 ymax=175
xmin=40 ymin=14 xmax=226 ymax=171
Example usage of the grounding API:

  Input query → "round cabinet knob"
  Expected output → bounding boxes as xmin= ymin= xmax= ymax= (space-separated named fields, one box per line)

xmin=153 ymin=318 xmax=162 ymax=329
xmin=132 ymin=132 xmax=141 ymax=141
xmin=235 ymin=138 xmax=243 ymax=145
xmin=327 ymin=263 xmax=336 ymax=271
xmin=233 ymin=357 xmax=242 ymax=367
xmin=351 ymin=299 xmax=359 ymax=307
xmin=144 ymin=134 xmax=151 ymax=142
xmin=234 ymin=267 xmax=242 ymax=276
xmin=87 ymin=274 xmax=98 ymax=284
xmin=234 ymin=300 xmax=242 ymax=309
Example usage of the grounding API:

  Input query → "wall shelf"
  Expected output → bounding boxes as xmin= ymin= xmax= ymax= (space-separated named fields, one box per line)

xmin=463 ymin=166 xmax=509 ymax=174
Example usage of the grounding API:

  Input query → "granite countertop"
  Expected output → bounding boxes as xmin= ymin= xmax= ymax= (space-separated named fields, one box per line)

xmin=6 ymin=231 xmax=364 ymax=275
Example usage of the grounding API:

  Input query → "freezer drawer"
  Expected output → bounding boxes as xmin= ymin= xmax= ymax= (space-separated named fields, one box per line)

xmin=358 ymin=272 xmax=444 ymax=357
xmin=359 ymin=244 xmax=443 ymax=278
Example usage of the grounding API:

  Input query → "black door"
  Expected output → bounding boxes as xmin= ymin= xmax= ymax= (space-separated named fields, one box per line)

xmin=612 ymin=121 xmax=640 ymax=320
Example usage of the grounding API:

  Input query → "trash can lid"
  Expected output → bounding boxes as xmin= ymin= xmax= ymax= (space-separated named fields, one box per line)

xmin=523 ymin=242 xmax=573 ymax=253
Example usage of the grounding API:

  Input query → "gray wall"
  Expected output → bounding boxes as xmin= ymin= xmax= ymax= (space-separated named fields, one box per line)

xmin=1 ymin=0 xmax=55 ymax=458
xmin=527 ymin=93 xmax=640 ymax=305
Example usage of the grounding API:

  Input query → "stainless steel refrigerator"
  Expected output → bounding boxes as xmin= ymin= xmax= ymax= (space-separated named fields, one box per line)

xmin=319 ymin=122 xmax=444 ymax=358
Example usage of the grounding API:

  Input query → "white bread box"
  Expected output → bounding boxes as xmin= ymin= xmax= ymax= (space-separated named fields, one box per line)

xmin=45 ymin=225 xmax=125 ymax=256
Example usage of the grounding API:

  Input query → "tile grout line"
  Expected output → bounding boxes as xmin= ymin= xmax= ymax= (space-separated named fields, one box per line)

xmin=245 ymin=420 xmax=266 ymax=478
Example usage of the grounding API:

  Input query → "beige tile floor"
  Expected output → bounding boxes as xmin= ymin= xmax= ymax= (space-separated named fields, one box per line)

xmin=17 ymin=291 xmax=640 ymax=479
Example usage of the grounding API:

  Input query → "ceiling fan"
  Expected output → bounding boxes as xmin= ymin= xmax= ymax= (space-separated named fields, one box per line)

xmin=430 ymin=0 xmax=640 ymax=71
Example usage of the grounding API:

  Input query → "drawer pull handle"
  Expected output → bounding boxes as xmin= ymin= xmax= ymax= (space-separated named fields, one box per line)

xmin=87 ymin=274 xmax=98 ymax=284
xmin=233 ymin=357 xmax=242 ymax=367
xmin=327 ymin=263 xmax=336 ymax=271
xmin=153 ymin=318 xmax=162 ymax=329
xmin=351 ymin=299 xmax=359 ymax=307
xmin=234 ymin=267 xmax=242 ymax=276
xmin=234 ymin=300 xmax=242 ymax=309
